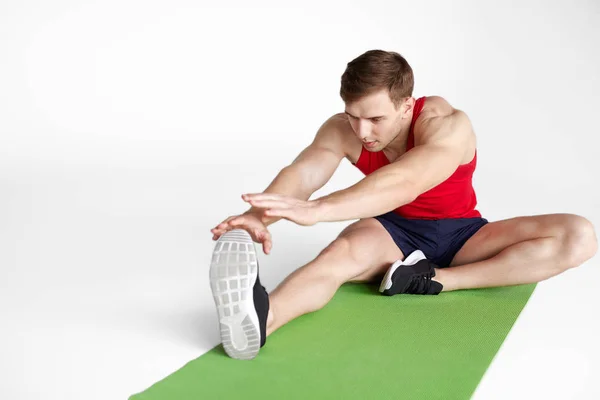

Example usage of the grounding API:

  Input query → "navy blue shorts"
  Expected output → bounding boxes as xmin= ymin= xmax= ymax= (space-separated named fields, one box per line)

xmin=374 ymin=212 xmax=489 ymax=268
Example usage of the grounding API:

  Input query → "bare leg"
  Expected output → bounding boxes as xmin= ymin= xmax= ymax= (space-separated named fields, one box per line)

xmin=265 ymin=218 xmax=403 ymax=336
xmin=435 ymin=214 xmax=598 ymax=291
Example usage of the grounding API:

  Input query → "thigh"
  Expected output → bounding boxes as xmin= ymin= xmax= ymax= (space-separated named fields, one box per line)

xmin=449 ymin=213 xmax=589 ymax=267
xmin=326 ymin=218 xmax=404 ymax=283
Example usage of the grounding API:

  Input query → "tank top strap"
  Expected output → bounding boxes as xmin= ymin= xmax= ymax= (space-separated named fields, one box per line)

xmin=407 ymin=96 xmax=427 ymax=150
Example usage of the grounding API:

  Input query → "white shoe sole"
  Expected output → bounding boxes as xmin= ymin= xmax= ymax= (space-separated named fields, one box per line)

xmin=209 ymin=229 xmax=261 ymax=360
xmin=379 ymin=250 xmax=427 ymax=293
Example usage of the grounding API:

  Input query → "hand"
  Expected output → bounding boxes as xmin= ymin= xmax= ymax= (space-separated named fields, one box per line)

xmin=241 ymin=193 xmax=323 ymax=227
xmin=210 ymin=212 xmax=273 ymax=254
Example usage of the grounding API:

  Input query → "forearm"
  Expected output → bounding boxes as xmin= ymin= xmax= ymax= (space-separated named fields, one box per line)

xmin=245 ymin=165 xmax=315 ymax=227
xmin=315 ymin=173 xmax=416 ymax=222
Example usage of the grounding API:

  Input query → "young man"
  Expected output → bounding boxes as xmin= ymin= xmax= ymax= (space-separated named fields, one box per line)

xmin=209 ymin=50 xmax=598 ymax=360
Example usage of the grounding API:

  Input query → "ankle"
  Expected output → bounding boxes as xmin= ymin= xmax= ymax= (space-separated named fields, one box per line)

xmin=265 ymin=307 xmax=275 ymax=335
xmin=435 ymin=268 xmax=455 ymax=292
xmin=267 ymin=308 xmax=274 ymax=325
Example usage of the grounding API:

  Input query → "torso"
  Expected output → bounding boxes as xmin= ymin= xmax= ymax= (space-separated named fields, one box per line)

xmin=333 ymin=95 xmax=482 ymax=220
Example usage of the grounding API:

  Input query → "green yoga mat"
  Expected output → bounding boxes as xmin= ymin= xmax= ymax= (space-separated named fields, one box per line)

xmin=130 ymin=282 xmax=536 ymax=400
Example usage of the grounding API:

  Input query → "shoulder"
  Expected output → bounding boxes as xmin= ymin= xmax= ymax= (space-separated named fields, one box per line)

xmin=314 ymin=113 xmax=350 ymax=144
xmin=414 ymin=96 xmax=472 ymax=144
xmin=301 ymin=113 xmax=359 ymax=162
xmin=420 ymin=96 xmax=459 ymax=119
xmin=314 ymin=112 xmax=361 ymax=160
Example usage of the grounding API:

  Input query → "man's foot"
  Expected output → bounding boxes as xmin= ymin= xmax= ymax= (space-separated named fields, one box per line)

xmin=379 ymin=250 xmax=443 ymax=295
xmin=209 ymin=229 xmax=269 ymax=360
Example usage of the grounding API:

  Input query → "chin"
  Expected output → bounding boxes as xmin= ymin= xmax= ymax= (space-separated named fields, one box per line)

xmin=363 ymin=142 xmax=380 ymax=151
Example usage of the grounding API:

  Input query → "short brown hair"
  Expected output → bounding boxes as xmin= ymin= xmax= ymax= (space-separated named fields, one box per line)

xmin=340 ymin=50 xmax=414 ymax=108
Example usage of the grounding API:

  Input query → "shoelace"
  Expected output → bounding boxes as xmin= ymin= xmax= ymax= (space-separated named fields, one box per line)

xmin=404 ymin=271 xmax=435 ymax=294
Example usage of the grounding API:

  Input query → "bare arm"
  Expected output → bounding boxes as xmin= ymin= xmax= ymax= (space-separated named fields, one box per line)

xmin=245 ymin=115 xmax=347 ymax=226
xmin=315 ymin=101 xmax=472 ymax=222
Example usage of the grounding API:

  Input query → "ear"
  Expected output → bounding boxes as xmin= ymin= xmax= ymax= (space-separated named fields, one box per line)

xmin=401 ymin=97 xmax=415 ymax=118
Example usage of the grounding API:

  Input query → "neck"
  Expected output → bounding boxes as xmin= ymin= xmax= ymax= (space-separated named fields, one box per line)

xmin=383 ymin=113 xmax=413 ymax=158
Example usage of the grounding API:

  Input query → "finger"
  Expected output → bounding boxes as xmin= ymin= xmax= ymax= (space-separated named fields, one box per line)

xmin=247 ymin=199 xmax=291 ymax=209
xmin=212 ymin=226 xmax=227 ymax=233
xmin=260 ymin=228 xmax=273 ymax=253
xmin=258 ymin=229 xmax=271 ymax=242
xmin=216 ymin=223 xmax=241 ymax=235
xmin=262 ymin=240 xmax=270 ymax=254
xmin=213 ymin=229 xmax=226 ymax=238
xmin=242 ymin=193 xmax=284 ymax=201
xmin=212 ymin=229 xmax=226 ymax=237
xmin=264 ymin=237 xmax=272 ymax=254
xmin=216 ymin=216 xmax=237 ymax=229
xmin=213 ymin=223 xmax=236 ymax=236
xmin=254 ymin=228 xmax=268 ymax=243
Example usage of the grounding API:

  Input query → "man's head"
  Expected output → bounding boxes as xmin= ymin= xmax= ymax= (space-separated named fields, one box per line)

xmin=340 ymin=50 xmax=415 ymax=151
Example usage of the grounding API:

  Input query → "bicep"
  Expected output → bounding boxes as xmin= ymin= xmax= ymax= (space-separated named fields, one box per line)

xmin=395 ymin=143 xmax=463 ymax=194
xmin=388 ymin=111 xmax=471 ymax=194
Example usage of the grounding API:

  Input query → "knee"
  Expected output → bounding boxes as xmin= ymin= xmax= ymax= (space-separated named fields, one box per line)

xmin=315 ymin=236 xmax=360 ymax=284
xmin=561 ymin=215 xmax=598 ymax=268
xmin=319 ymin=234 xmax=351 ymax=256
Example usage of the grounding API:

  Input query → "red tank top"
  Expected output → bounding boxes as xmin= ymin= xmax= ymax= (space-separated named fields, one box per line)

xmin=352 ymin=96 xmax=482 ymax=220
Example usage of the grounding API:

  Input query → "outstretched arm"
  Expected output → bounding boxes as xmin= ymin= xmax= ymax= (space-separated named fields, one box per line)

xmin=243 ymin=103 xmax=473 ymax=225
xmin=212 ymin=114 xmax=347 ymax=241
xmin=244 ymin=115 xmax=347 ymax=227
xmin=315 ymin=108 xmax=472 ymax=221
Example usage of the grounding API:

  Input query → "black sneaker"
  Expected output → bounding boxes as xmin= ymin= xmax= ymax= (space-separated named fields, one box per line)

xmin=209 ymin=229 xmax=269 ymax=360
xmin=379 ymin=250 xmax=443 ymax=295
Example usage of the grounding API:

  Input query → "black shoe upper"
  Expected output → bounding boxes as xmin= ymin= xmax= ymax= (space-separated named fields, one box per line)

xmin=252 ymin=269 xmax=270 ymax=347
xmin=383 ymin=259 xmax=443 ymax=296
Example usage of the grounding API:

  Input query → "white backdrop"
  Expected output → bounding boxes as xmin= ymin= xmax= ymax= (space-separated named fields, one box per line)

xmin=1 ymin=1 xmax=598 ymax=399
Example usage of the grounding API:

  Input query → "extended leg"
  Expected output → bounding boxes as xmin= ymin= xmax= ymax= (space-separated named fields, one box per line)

xmin=436 ymin=214 xmax=598 ymax=291
xmin=210 ymin=218 xmax=403 ymax=359
xmin=266 ymin=218 xmax=404 ymax=335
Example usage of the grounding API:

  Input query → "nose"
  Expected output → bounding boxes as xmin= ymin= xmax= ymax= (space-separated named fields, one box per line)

xmin=355 ymin=120 xmax=371 ymax=140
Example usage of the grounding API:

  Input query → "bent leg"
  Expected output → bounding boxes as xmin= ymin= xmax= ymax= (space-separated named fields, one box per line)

xmin=266 ymin=218 xmax=403 ymax=336
xmin=436 ymin=213 xmax=598 ymax=291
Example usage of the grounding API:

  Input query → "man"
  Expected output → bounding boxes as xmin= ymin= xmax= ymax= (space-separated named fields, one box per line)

xmin=209 ymin=50 xmax=598 ymax=360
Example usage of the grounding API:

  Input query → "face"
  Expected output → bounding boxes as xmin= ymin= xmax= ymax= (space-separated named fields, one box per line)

xmin=344 ymin=89 xmax=413 ymax=152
